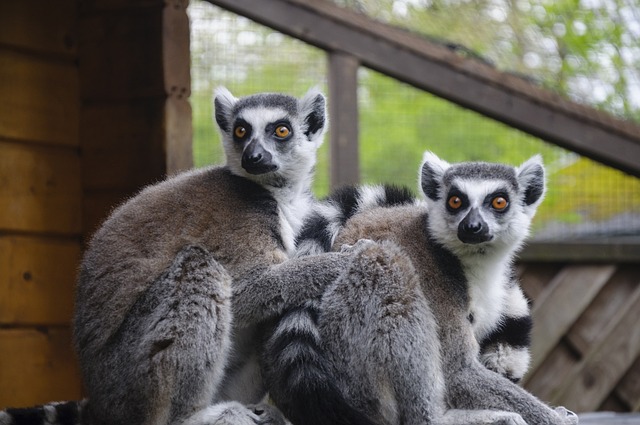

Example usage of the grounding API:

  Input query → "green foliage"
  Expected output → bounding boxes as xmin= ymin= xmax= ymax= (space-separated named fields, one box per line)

xmin=189 ymin=0 xmax=640 ymax=239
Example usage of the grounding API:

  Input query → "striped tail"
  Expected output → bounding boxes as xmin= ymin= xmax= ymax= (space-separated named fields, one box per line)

xmin=295 ymin=184 xmax=416 ymax=256
xmin=0 ymin=400 xmax=84 ymax=425
xmin=262 ymin=303 xmax=379 ymax=425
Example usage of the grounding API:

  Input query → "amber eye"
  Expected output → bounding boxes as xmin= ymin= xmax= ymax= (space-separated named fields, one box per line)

xmin=448 ymin=196 xmax=462 ymax=210
xmin=234 ymin=126 xmax=247 ymax=138
xmin=492 ymin=196 xmax=508 ymax=210
xmin=275 ymin=125 xmax=290 ymax=138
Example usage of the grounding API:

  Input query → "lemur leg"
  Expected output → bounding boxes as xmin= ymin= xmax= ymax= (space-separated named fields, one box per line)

xmin=83 ymin=245 xmax=282 ymax=425
xmin=443 ymin=325 xmax=578 ymax=425
xmin=320 ymin=240 xmax=533 ymax=425
xmin=319 ymin=240 xmax=447 ymax=424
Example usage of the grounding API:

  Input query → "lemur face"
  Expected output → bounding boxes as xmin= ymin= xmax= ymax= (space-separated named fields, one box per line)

xmin=419 ymin=151 xmax=546 ymax=255
xmin=213 ymin=87 xmax=327 ymax=187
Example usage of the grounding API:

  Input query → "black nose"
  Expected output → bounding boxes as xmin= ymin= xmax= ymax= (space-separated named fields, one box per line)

xmin=242 ymin=139 xmax=277 ymax=175
xmin=462 ymin=220 xmax=482 ymax=234
xmin=458 ymin=208 xmax=491 ymax=244
xmin=247 ymin=151 xmax=263 ymax=164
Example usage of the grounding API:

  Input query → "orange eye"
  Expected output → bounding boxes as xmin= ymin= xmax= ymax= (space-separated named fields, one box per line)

xmin=275 ymin=125 xmax=290 ymax=138
xmin=234 ymin=126 xmax=247 ymax=138
xmin=492 ymin=196 xmax=508 ymax=210
xmin=448 ymin=196 xmax=462 ymax=209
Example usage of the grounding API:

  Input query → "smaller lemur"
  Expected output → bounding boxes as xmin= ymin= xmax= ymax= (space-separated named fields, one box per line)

xmin=263 ymin=152 xmax=575 ymax=425
xmin=295 ymin=157 xmax=534 ymax=383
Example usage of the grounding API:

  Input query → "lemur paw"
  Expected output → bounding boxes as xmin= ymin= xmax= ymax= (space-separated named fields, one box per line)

xmin=181 ymin=401 xmax=286 ymax=425
xmin=480 ymin=343 xmax=530 ymax=383
xmin=247 ymin=403 xmax=288 ymax=425
xmin=554 ymin=406 xmax=578 ymax=425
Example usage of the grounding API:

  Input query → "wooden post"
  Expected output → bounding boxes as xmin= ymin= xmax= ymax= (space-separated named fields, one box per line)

xmin=328 ymin=52 xmax=360 ymax=188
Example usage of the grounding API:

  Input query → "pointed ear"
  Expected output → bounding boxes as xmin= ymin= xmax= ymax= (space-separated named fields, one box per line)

xmin=213 ymin=86 xmax=237 ymax=133
xmin=299 ymin=87 xmax=327 ymax=142
xmin=419 ymin=151 xmax=449 ymax=201
xmin=517 ymin=154 xmax=546 ymax=209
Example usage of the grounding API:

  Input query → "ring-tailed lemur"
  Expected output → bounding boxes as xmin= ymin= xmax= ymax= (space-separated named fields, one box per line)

xmin=263 ymin=152 xmax=578 ymax=425
xmin=0 ymin=88 xmax=358 ymax=425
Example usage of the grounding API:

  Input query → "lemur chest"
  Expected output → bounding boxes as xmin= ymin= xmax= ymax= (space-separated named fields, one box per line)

xmin=277 ymin=196 xmax=312 ymax=256
xmin=463 ymin=259 xmax=509 ymax=342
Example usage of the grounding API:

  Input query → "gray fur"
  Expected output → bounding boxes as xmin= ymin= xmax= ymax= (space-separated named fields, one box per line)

xmin=71 ymin=88 xmax=350 ymax=425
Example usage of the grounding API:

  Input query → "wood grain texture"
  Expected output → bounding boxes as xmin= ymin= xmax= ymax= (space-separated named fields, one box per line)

xmin=0 ymin=328 xmax=82 ymax=408
xmin=0 ymin=142 xmax=82 ymax=234
xmin=79 ymin=7 xmax=164 ymax=100
xmin=0 ymin=236 xmax=79 ymax=326
xmin=329 ymin=52 xmax=360 ymax=188
xmin=551 ymin=286 xmax=640 ymax=411
xmin=529 ymin=265 xmax=616 ymax=371
xmin=81 ymin=101 xmax=167 ymax=190
xmin=0 ymin=0 xmax=78 ymax=57
xmin=0 ymin=49 xmax=79 ymax=146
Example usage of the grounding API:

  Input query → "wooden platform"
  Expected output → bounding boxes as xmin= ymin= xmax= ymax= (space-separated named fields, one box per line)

xmin=579 ymin=412 xmax=640 ymax=424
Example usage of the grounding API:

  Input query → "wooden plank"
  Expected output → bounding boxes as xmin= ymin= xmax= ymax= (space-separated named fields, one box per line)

xmin=0 ymin=236 xmax=79 ymax=326
xmin=79 ymin=7 xmax=165 ymax=101
xmin=0 ymin=49 xmax=79 ymax=146
xmin=524 ymin=341 xmax=579 ymax=401
xmin=579 ymin=413 xmax=640 ymax=424
xmin=0 ymin=142 xmax=82 ymax=234
xmin=328 ymin=52 xmax=360 ymax=188
xmin=520 ymin=242 xmax=640 ymax=263
xmin=566 ymin=266 xmax=640 ymax=355
xmin=163 ymin=0 xmax=193 ymax=175
xmin=517 ymin=262 xmax=565 ymax=302
xmin=165 ymin=97 xmax=193 ymax=175
xmin=0 ymin=0 xmax=78 ymax=57
xmin=163 ymin=0 xmax=191 ymax=99
xmin=82 ymin=0 xmax=165 ymax=10
xmin=0 ymin=328 xmax=82 ymax=408
xmin=551 ymin=286 xmax=640 ymax=411
xmin=529 ymin=265 xmax=615 ymax=371
xmin=81 ymin=101 xmax=167 ymax=190
xmin=205 ymin=0 xmax=640 ymax=177
xmin=615 ymin=356 xmax=640 ymax=412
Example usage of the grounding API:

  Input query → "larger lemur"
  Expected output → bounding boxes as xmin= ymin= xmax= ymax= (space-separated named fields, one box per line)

xmin=0 ymin=88 xmax=355 ymax=425
xmin=263 ymin=152 xmax=578 ymax=425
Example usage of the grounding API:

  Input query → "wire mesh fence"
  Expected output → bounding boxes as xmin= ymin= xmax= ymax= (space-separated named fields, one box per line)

xmin=188 ymin=0 xmax=640 ymax=241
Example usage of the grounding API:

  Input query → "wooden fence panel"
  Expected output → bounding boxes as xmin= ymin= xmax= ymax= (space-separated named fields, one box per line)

xmin=529 ymin=265 xmax=616 ymax=371
xmin=551 ymin=286 xmax=640 ymax=411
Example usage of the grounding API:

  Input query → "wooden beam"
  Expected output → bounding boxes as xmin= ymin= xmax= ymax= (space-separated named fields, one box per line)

xmin=519 ymin=242 xmax=640 ymax=263
xmin=328 ymin=52 xmax=359 ymax=188
xmin=204 ymin=0 xmax=640 ymax=177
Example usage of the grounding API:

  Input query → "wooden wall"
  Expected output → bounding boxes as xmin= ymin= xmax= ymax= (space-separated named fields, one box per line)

xmin=521 ymin=259 xmax=640 ymax=413
xmin=0 ymin=0 xmax=192 ymax=408
xmin=0 ymin=0 xmax=83 ymax=407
